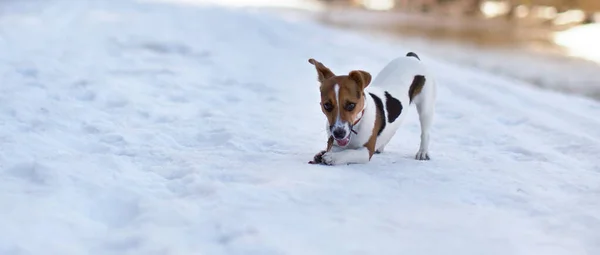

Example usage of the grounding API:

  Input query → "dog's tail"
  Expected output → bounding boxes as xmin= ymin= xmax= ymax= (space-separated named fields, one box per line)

xmin=406 ymin=52 xmax=420 ymax=61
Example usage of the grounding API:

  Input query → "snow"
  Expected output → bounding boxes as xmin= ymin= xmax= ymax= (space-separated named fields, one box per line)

xmin=1 ymin=0 xmax=599 ymax=254
xmin=554 ymin=23 xmax=600 ymax=64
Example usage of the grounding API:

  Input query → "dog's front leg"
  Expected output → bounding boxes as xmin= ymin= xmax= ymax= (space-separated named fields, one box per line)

xmin=309 ymin=136 xmax=335 ymax=164
xmin=321 ymin=147 xmax=371 ymax=165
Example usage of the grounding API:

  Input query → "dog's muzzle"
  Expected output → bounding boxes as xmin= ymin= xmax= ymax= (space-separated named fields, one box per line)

xmin=331 ymin=124 xmax=351 ymax=147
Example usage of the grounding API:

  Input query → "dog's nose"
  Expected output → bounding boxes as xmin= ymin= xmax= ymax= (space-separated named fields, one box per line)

xmin=332 ymin=128 xmax=346 ymax=139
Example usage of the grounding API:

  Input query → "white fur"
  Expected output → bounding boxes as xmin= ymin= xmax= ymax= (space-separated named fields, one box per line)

xmin=322 ymin=147 xmax=370 ymax=165
xmin=321 ymin=54 xmax=437 ymax=165
xmin=331 ymin=84 xmax=350 ymax=139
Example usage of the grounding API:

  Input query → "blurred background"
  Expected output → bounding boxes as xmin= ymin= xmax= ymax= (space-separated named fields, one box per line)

xmin=229 ymin=0 xmax=600 ymax=100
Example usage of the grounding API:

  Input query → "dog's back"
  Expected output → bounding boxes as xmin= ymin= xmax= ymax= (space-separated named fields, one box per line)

xmin=368 ymin=53 xmax=431 ymax=99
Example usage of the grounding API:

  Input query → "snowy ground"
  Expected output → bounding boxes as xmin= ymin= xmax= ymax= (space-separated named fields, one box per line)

xmin=1 ymin=0 xmax=600 ymax=254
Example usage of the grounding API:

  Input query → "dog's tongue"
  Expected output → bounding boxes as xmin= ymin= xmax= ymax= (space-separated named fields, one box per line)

xmin=336 ymin=138 xmax=350 ymax=146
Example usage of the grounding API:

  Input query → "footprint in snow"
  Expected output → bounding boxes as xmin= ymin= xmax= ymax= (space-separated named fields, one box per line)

xmin=168 ymin=94 xmax=189 ymax=103
xmin=498 ymin=117 xmax=528 ymax=126
xmin=135 ymin=110 xmax=151 ymax=119
xmin=0 ymin=246 xmax=27 ymax=255
xmin=16 ymin=68 xmax=39 ymax=79
xmin=444 ymin=112 xmax=463 ymax=120
xmin=217 ymin=78 xmax=238 ymax=87
xmin=80 ymin=122 xmax=113 ymax=135
xmin=105 ymin=97 xmax=129 ymax=108
xmin=72 ymin=79 xmax=89 ymax=88
xmin=75 ymin=90 xmax=97 ymax=102
xmin=166 ymin=179 xmax=216 ymax=198
xmin=100 ymin=134 xmax=128 ymax=147
xmin=26 ymin=82 xmax=45 ymax=88
xmin=224 ymin=94 xmax=240 ymax=103
xmin=243 ymin=82 xmax=270 ymax=93
xmin=155 ymin=115 xmax=178 ymax=123
xmin=195 ymin=128 xmax=232 ymax=148
xmin=215 ymin=224 xmax=258 ymax=245
xmin=5 ymin=162 xmax=51 ymax=185
xmin=103 ymin=236 xmax=142 ymax=252
xmin=198 ymin=110 xmax=213 ymax=118
xmin=171 ymin=128 xmax=232 ymax=148
xmin=505 ymin=146 xmax=548 ymax=162
xmin=138 ymin=41 xmax=211 ymax=60
xmin=88 ymin=191 xmax=141 ymax=228
xmin=69 ymin=80 xmax=96 ymax=101
xmin=141 ymin=42 xmax=192 ymax=55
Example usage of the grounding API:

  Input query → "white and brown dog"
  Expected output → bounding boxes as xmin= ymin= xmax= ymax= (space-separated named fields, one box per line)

xmin=308 ymin=52 xmax=437 ymax=165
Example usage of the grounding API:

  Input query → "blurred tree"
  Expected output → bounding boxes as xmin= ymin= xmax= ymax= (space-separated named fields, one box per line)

xmin=464 ymin=0 xmax=484 ymax=16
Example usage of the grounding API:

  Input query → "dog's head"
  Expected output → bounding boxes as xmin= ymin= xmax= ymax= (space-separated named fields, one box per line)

xmin=308 ymin=58 xmax=372 ymax=147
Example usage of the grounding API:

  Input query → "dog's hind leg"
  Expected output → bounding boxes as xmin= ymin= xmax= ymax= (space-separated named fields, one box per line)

xmin=375 ymin=132 xmax=395 ymax=154
xmin=411 ymin=76 xmax=436 ymax=160
xmin=375 ymin=140 xmax=387 ymax=154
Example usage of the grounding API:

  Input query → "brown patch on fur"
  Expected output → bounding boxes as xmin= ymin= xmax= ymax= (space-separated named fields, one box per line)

xmin=348 ymin=70 xmax=372 ymax=96
xmin=408 ymin=75 xmax=426 ymax=103
xmin=308 ymin=58 xmax=334 ymax=83
xmin=363 ymin=97 xmax=385 ymax=159
xmin=308 ymin=58 xmax=372 ymax=129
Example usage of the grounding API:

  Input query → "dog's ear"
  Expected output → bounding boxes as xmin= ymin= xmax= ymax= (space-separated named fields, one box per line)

xmin=308 ymin=58 xmax=335 ymax=83
xmin=348 ymin=70 xmax=372 ymax=89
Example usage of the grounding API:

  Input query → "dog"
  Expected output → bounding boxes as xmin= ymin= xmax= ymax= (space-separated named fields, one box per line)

xmin=308 ymin=52 xmax=437 ymax=165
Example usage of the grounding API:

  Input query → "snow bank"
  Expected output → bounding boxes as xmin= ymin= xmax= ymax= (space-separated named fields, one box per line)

xmin=0 ymin=0 xmax=599 ymax=254
xmin=138 ymin=0 xmax=325 ymax=11
xmin=391 ymin=35 xmax=600 ymax=99
xmin=554 ymin=23 xmax=600 ymax=64
xmin=283 ymin=7 xmax=600 ymax=100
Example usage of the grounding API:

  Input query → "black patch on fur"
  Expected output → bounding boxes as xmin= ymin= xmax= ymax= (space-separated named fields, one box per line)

xmin=369 ymin=93 xmax=386 ymax=136
xmin=406 ymin=52 xmax=420 ymax=60
xmin=408 ymin=75 xmax=426 ymax=104
xmin=384 ymin=92 xmax=402 ymax=123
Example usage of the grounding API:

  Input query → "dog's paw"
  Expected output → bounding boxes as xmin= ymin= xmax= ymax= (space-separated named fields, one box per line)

xmin=415 ymin=150 xmax=430 ymax=161
xmin=309 ymin=150 xmax=327 ymax=164
xmin=321 ymin=152 xmax=337 ymax=165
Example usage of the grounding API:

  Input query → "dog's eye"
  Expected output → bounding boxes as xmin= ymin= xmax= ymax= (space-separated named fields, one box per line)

xmin=345 ymin=103 xmax=356 ymax=111
xmin=323 ymin=102 xmax=333 ymax=112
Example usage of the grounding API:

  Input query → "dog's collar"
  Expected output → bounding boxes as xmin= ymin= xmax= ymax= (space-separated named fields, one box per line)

xmin=350 ymin=106 xmax=366 ymax=135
